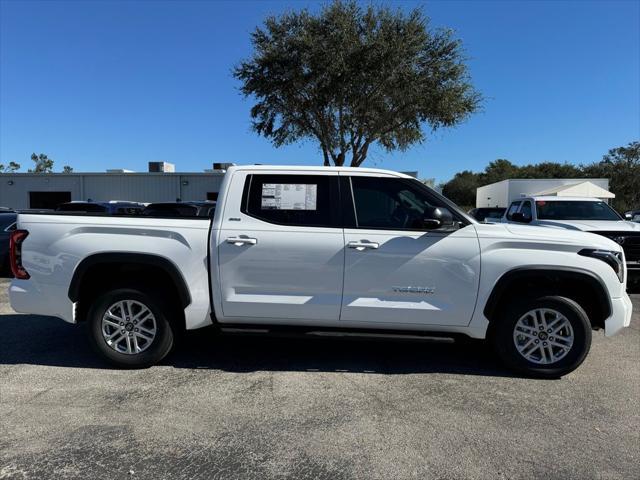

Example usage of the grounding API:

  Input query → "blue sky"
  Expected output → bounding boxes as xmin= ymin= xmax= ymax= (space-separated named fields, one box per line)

xmin=1 ymin=0 xmax=638 ymax=183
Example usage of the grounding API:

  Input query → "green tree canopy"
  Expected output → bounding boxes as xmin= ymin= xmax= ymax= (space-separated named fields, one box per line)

xmin=582 ymin=141 xmax=639 ymax=212
xmin=29 ymin=153 xmax=54 ymax=173
xmin=0 ymin=161 xmax=20 ymax=173
xmin=234 ymin=0 xmax=481 ymax=167
xmin=25 ymin=153 xmax=73 ymax=173
xmin=440 ymin=170 xmax=482 ymax=208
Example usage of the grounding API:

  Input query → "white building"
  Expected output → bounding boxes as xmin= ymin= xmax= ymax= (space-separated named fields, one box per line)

xmin=0 ymin=163 xmax=227 ymax=209
xmin=476 ymin=178 xmax=611 ymax=208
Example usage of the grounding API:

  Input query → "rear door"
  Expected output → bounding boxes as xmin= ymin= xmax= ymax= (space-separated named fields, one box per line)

xmin=217 ymin=171 xmax=344 ymax=323
xmin=340 ymin=175 xmax=481 ymax=327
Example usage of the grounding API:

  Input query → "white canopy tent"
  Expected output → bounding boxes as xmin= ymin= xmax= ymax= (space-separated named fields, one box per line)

xmin=532 ymin=181 xmax=615 ymax=199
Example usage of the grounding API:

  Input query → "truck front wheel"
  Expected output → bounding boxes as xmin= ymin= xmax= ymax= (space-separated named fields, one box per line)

xmin=86 ymin=288 xmax=175 ymax=368
xmin=492 ymin=296 xmax=592 ymax=378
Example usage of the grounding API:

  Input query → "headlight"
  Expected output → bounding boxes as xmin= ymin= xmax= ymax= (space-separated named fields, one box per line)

xmin=579 ymin=249 xmax=624 ymax=283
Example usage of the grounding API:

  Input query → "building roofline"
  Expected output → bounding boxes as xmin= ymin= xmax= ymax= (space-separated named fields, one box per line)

xmin=0 ymin=171 xmax=226 ymax=176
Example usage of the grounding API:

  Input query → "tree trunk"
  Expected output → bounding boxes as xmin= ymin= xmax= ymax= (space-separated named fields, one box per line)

xmin=350 ymin=141 xmax=370 ymax=167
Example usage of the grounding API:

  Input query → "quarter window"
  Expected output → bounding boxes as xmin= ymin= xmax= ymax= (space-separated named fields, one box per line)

xmin=243 ymin=174 xmax=337 ymax=227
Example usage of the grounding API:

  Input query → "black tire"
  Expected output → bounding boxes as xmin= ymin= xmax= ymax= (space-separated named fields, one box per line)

xmin=491 ymin=295 xmax=592 ymax=379
xmin=87 ymin=287 xmax=175 ymax=368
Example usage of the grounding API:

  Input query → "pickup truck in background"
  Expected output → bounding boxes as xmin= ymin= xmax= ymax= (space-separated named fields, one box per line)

xmin=502 ymin=196 xmax=640 ymax=291
xmin=8 ymin=166 xmax=633 ymax=378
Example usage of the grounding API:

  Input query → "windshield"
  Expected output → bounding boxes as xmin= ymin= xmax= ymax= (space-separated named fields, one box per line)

xmin=535 ymin=200 xmax=622 ymax=221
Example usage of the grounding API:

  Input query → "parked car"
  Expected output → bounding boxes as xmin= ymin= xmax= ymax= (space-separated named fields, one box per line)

xmin=0 ymin=210 xmax=17 ymax=277
xmin=502 ymin=196 xmax=640 ymax=290
xmin=624 ymin=210 xmax=640 ymax=223
xmin=56 ymin=201 xmax=145 ymax=215
xmin=8 ymin=166 xmax=633 ymax=377
xmin=467 ymin=207 xmax=506 ymax=223
xmin=142 ymin=201 xmax=216 ymax=218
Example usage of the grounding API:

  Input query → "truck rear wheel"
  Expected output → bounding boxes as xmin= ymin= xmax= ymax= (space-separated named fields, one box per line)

xmin=492 ymin=296 xmax=592 ymax=378
xmin=86 ymin=288 xmax=175 ymax=368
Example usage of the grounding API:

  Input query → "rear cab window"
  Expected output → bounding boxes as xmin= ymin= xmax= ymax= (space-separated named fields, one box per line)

xmin=506 ymin=201 xmax=522 ymax=220
xmin=520 ymin=201 xmax=533 ymax=221
xmin=242 ymin=174 xmax=339 ymax=228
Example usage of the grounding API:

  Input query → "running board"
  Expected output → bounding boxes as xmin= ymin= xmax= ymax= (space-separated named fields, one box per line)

xmin=219 ymin=326 xmax=457 ymax=343
xmin=306 ymin=331 xmax=454 ymax=343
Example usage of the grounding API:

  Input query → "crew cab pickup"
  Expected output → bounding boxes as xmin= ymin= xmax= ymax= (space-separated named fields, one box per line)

xmin=8 ymin=166 xmax=633 ymax=377
xmin=502 ymin=196 xmax=640 ymax=290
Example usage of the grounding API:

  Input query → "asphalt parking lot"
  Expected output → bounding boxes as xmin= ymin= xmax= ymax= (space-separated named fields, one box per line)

xmin=0 ymin=279 xmax=638 ymax=480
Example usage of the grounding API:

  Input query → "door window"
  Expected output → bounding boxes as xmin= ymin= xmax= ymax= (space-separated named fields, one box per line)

xmin=243 ymin=174 xmax=338 ymax=227
xmin=350 ymin=177 xmax=442 ymax=231
xmin=506 ymin=201 xmax=521 ymax=220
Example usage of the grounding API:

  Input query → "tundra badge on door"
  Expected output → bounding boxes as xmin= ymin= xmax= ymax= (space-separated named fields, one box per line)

xmin=392 ymin=286 xmax=436 ymax=294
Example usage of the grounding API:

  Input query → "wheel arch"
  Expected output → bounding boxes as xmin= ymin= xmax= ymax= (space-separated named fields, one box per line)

xmin=68 ymin=252 xmax=191 ymax=313
xmin=483 ymin=267 xmax=612 ymax=330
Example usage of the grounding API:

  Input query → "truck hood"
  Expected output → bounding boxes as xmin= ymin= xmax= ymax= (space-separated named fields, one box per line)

xmin=475 ymin=223 xmax=622 ymax=252
xmin=534 ymin=219 xmax=640 ymax=232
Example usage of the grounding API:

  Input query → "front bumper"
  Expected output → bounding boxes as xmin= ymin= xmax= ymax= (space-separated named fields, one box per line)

xmin=605 ymin=293 xmax=633 ymax=337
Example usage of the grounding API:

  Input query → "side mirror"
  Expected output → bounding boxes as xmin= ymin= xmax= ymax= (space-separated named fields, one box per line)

xmin=624 ymin=213 xmax=633 ymax=220
xmin=423 ymin=207 xmax=455 ymax=230
xmin=511 ymin=212 xmax=531 ymax=223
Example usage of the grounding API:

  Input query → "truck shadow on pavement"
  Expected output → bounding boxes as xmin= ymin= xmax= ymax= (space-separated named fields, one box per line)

xmin=0 ymin=313 xmax=518 ymax=377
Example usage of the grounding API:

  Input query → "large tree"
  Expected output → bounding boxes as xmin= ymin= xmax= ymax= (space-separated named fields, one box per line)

xmin=234 ymin=0 xmax=481 ymax=167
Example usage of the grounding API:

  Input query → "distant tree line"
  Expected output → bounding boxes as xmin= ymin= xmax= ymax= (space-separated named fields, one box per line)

xmin=0 ymin=153 xmax=73 ymax=173
xmin=441 ymin=141 xmax=639 ymax=212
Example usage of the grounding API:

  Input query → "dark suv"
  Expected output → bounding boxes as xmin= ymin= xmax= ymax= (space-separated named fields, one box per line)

xmin=142 ymin=201 xmax=216 ymax=218
xmin=0 ymin=210 xmax=17 ymax=277
xmin=56 ymin=201 xmax=145 ymax=215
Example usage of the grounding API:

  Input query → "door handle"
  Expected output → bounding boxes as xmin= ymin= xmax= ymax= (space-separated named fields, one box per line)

xmin=226 ymin=236 xmax=257 ymax=246
xmin=347 ymin=241 xmax=379 ymax=251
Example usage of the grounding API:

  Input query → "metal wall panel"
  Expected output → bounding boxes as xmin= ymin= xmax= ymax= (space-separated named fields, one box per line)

xmin=0 ymin=173 xmax=227 ymax=208
xmin=82 ymin=175 xmax=180 ymax=203
xmin=0 ymin=175 xmax=82 ymax=209
xmin=179 ymin=175 xmax=224 ymax=201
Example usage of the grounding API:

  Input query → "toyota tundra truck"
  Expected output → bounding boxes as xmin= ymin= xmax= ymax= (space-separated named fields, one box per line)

xmin=8 ymin=166 xmax=633 ymax=377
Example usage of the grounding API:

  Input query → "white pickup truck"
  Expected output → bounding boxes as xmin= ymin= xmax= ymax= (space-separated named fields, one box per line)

xmin=8 ymin=166 xmax=633 ymax=377
xmin=502 ymin=196 xmax=640 ymax=290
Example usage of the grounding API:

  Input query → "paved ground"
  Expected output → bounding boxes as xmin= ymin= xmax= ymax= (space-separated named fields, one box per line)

xmin=0 ymin=279 xmax=638 ymax=480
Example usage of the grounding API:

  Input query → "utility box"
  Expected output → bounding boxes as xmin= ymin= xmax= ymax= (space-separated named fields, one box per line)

xmin=212 ymin=162 xmax=235 ymax=171
xmin=148 ymin=162 xmax=175 ymax=173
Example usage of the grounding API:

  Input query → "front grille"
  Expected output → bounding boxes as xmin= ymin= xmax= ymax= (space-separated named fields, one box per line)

xmin=590 ymin=231 xmax=640 ymax=263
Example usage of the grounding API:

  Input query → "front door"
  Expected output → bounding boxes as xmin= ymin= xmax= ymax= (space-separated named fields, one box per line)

xmin=340 ymin=175 xmax=480 ymax=327
xmin=217 ymin=172 xmax=344 ymax=323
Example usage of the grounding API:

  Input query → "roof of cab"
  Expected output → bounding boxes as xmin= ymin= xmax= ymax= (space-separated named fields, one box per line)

xmin=226 ymin=164 xmax=413 ymax=178
xmin=523 ymin=196 xmax=602 ymax=202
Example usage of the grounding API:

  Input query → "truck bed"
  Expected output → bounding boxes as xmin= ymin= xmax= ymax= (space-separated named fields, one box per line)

xmin=10 ymin=213 xmax=213 ymax=329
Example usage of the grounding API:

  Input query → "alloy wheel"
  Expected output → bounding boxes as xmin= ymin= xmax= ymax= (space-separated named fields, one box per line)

xmin=101 ymin=300 xmax=157 ymax=355
xmin=513 ymin=308 xmax=574 ymax=365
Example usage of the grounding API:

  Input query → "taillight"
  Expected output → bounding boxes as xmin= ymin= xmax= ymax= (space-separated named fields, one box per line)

xmin=9 ymin=229 xmax=30 ymax=279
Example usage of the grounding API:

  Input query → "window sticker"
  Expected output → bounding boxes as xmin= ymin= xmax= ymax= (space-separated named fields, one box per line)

xmin=261 ymin=183 xmax=317 ymax=210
